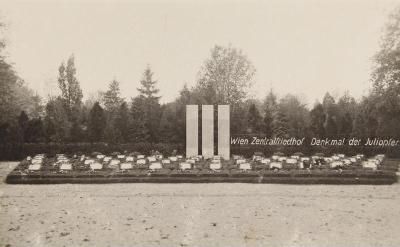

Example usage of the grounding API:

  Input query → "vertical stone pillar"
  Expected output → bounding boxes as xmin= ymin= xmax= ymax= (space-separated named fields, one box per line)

xmin=218 ymin=105 xmax=230 ymax=160
xmin=202 ymin=105 xmax=214 ymax=159
xmin=186 ymin=105 xmax=198 ymax=158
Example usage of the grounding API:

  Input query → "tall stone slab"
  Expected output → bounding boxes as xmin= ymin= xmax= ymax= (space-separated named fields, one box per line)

xmin=186 ymin=105 xmax=198 ymax=158
xmin=218 ymin=105 xmax=230 ymax=160
xmin=202 ymin=105 xmax=214 ymax=159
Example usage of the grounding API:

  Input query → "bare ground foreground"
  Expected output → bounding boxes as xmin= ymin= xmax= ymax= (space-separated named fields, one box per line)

xmin=0 ymin=162 xmax=399 ymax=247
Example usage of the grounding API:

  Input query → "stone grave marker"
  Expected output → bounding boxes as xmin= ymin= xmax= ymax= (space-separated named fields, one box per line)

xmin=120 ymin=163 xmax=133 ymax=170
xmin=236 ymin=159 xmax=246 ymax=164
xmin=261 ymin=159 xmax=271 ymax=164
xmin=84 ymin=159 xmax=95 ymax=165
xmin=169 ymin=157 xmax=178 ymax=162
xmin=270 ymin=162 xmax=282 ymax=169
xmin=90 ymin=162 xmax=103 ymax=170
xmin=137 ymin=159 xmax=146 ymax=165
xmin=60 ymin=163 xmax=72 ymax=170
xmin=126 ymin=156 xmax=134 ymax=162
xmin=239 ymin=163 xmax=251 ymax=170
xmin=147 ymin=156 xmax=156 ymax=162
xmin=149 ymin=162 xmax=162 ymax=170
xmin=97 ymin=154 xmax=105 ymax=159
xmin=162 ymin=159 xmax=170 ymax=164
xmin=179 ymin=162 xmax=191 ymax=170
xmin=28 ymin=164 xmax=41 ymax=171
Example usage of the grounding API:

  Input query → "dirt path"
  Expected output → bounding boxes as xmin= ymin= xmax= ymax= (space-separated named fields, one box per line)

xmin=1 ymin=162 xmax=399 ymax=247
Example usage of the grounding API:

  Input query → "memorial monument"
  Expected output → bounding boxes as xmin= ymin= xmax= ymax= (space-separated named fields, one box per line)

xmin=186 ymin=105 xmax=230 ymax=159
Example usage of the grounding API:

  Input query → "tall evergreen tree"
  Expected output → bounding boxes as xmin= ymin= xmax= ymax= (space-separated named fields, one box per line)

xmin=115 ymin=102 xmax=130 ymax=143
xmin=88 ymin=102 xmax=106 ymax=142
xmin=310 ymin=103 xmax=325 ymax=138
xmin=129 ymin=96 xmax=150 ymax=142
xmin=262 ymin=90 xmax=278 ymax=137
xmin=103 ymin=79 xmax=123 ymax=113
xmin=136 ymin=66 xmax=161 ymax=142
xmin=247 ymin=103 xmax=263 ymax=134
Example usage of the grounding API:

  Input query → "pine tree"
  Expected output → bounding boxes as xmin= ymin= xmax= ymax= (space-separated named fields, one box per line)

xmin=262 ymin=90 xmax=278 ymax=137
xmin=129 ymin=96 xmax=150 ymax=142
xmin=103 ymin=80 xmax=123 ymax=113
xmin=325 ymin=115 xmax=337 ymax=138
xmin=137 ymin=66 xmax=160 ymax=100
xmin=115 ymin=102 xmax=130 ymax=143
xmin=273 ymin=108 xmax=289 ymax=138
xmin=88 ymin=102 xmax=106 ymax=142
xmin=136 ymin=66 xmax=161 ymax=142
xmin=247 ymin=103 xmax=263 ymax=134
xmin=310 ymin=103 xmax=325 ymax=138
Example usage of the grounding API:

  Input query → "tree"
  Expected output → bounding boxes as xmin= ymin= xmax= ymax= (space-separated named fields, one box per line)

xmin=57 ymin=55 xmax=84 ymax=142
xmin=325 ymin=115 xmax=337 ymax=138
xmin=115 ymin=102 xmax=130 ymax=143
xmin=129 ymin=96 xmax=150 ymax=142
xmin=262 ymin=90 xmax=278 ymax=137
xmin=136 ymin=66 xmax=161 ymax=142
xmin=103 ymin=80 xmax=123 ymax=113
xmin=44 ymin=97 xmax=70 ymax=142
xmin=196 ymin=45 xmax=256 ymax=105
xmin=58 ymin=54 xmax=83 ymax=115
xmin=277 ymin=94 xmax=309 ymax=138
xmin=18 ymin=111 xmax=29 ymax=142
xmin=25 ymin=118 xmax=45 ymax=143
xmin=137 ymin=67 xmax=160 ymax=100
xmin=310 ymin=103 xmax=325 ymax=138
xmin=247 ymin=103 xmax=263 ymax=134
xmin=88 ymin=102 xmax=106 ymax=142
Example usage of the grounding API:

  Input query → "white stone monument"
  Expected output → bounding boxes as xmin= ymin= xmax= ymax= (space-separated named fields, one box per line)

xmin=186 ymin=105 xmax=199 ymax=158
xmin=218 ymin=105 xmax=230 ymax=160
xmin=202 ymin=105 xmax=214 ymax=159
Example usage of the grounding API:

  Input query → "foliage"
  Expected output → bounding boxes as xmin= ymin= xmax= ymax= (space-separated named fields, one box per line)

xmin=196 ymin=45 xmax=256 ymax=105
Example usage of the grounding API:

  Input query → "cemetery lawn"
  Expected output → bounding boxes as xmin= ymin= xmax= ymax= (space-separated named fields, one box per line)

xmin=1 ymin=162 xmax=400 ymax=247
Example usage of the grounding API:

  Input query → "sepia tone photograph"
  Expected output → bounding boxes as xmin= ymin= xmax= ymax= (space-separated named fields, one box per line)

xmin=0 ymin=0 xmax=400 ymax=246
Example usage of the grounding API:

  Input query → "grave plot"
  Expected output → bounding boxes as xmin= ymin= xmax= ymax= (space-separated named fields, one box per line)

xmin=4 ymin=153 xmax=398 ymax=184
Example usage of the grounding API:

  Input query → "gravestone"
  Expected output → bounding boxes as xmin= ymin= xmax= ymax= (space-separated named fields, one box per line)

xmin=218 ymin=105 xmax=230 ymax=160
xmin=202 ymin=105 xmax=214 ymax=159
xmin=147 ymin=156 xmax=156 ymax=162
xmin=169 ymin=157 xmax=178 ymax=162
xmin=60 ymin=163 xmax=72 ymax=170
xmin=186 ymin=105 xmax=198 ymax=158
xmin=239 ymin=163 xmax=251 ymax=170
xmin=149 ymin=162 xmax=162 ymax=170
xmin=28 ymin=164 xmax=41 ymax=171
xmin=137 ymin=159 xmax=146 ymax=165
xmin=90 ymin=162 xmax=102 ymax=170
xmin=210 ymin=162 xmax=221 ymax=170
xmin=120 ymin=163 xmax=133 ymax=170
xmin=126 ymin=156 xmax=134 ymax=162
xmin=179 ymin=162 xmax=191 ymax=170
xmin=270 ymin=162 xmax=282 ymax=169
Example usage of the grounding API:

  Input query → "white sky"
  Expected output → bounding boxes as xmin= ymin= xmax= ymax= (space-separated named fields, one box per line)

xmin=0 ymin=0 xmax=399 ymax=106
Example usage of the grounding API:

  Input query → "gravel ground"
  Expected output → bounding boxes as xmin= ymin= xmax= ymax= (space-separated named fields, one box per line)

xmin=0 ymin=161 xmax=399 ymax=247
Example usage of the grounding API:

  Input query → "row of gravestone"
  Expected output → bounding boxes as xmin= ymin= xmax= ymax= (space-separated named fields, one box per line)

xmin=24 ymin=153 xmax=384 ymax=172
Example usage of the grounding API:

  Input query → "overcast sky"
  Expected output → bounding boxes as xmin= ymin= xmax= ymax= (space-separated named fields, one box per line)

xmin=0 ymin=0 xmax=398 ymax=106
